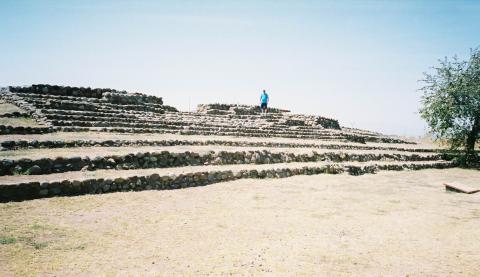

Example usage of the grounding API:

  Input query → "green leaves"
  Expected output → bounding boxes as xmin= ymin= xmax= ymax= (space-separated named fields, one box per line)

xmin=419 ymin=48 xmax=480 ymax=164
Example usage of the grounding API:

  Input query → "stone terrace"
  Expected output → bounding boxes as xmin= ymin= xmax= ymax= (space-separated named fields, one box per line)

xmin=1 ymin=85 xmax=407 ymax=144
xmin=0 ymin=85 xmax=454 ymax=202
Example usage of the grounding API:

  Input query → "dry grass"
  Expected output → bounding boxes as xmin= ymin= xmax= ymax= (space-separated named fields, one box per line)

xmin=0 ymin=217 xmax=85 ymax=276
xmin=1 ymin=168 xmax=479 ymax=276
xmin=0 ymin=117 xmax=42 ymax=127
xmin=0 ymin=103 xmax=26 ymax=115
xmin=0 ymin=102 xmax=43 ymax=127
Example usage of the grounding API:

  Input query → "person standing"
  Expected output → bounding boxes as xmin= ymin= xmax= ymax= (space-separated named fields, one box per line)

xmin=259 ymin=89 xmax=269 ymax=115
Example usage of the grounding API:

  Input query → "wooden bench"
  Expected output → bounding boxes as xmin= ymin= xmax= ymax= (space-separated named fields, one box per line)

xmin=445 ymin=183 xmax=480 ymax=194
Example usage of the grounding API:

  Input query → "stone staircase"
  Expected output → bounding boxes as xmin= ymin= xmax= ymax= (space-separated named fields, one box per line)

xmin=0 ymin=84 xmax=453 ymax=202
xmin=1 ymin=85 xmax=411 ymax=144
xmin=0 ymin=159 xmax=453 ymax=202
xmin=0 ymin=146 xmax=446 ymax=176
xmin=0 ymin=133 xmax=453 ymax=202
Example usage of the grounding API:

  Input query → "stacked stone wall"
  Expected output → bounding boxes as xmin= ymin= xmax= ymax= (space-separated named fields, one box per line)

xmin=0 ymin=125 xmax=53 ymax=135
xmin=9 ymin=84 xmax=164 ymax=106
xmin=0 ymin=149 xmax=445 ymax=176
xmin=1 ymin=85 xmax=411 ymax=143
xmin=0 ymin=139 xmax=434 ymax=152
xmin=197 ymin=104 xmax=290 ymax=114
xmin=0 ymin=161 xmax=455 ymax=202
xmin=0 ymin=111 xmax=30 ymax=118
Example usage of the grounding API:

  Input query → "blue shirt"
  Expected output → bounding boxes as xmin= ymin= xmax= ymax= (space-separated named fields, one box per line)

xmin=260 ymin=93 xmax=269 ymax=104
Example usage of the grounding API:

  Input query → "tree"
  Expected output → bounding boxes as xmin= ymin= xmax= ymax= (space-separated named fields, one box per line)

xmin=419 ymin=48 xmax=480 ymax=164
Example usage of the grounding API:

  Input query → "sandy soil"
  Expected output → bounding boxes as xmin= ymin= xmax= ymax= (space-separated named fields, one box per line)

xmin=1 ymin=168 xmax=479 ymax=276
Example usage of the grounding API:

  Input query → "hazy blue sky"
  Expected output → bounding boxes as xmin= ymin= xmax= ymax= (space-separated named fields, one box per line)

xmin=1 ymin=0 xmax=479 ymax=136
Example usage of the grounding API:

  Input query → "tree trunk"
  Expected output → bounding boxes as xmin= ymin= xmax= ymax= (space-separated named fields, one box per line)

xmin=465 ymin=116 xmax=479 ymax=164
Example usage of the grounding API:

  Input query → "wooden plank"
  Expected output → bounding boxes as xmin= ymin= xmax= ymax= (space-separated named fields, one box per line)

xmin=445 ymin=183 xmax=480 ymax=194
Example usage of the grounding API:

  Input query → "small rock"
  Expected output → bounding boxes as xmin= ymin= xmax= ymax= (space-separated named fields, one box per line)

xmin=13 ymin=165 xmax=23 ymax=174
xmin=1 ymin=140 xmax=15 ymax=149
xmin=28 ymin=165 xmax=42 ymax=175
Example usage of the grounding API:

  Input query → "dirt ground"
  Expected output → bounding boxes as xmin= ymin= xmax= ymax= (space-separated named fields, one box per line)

xmin=1 ymin=168 xmax=479 ymax=276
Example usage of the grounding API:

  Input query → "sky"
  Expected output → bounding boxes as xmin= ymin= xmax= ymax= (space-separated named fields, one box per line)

xmin=0 ymin=0 xmax=479 ymax=137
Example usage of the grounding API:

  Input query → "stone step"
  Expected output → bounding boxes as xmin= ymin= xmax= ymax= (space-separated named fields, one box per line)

xmin=10 ymin=84 xmax=106 ymax=98
xmin=0 ymin=146 xmax=446 ymax=176
xmin=43 ymin=114 xmax=217 ymax=127
xmin=0 ymin=160 xmax=455 ymax=202
xmin=0 ymin=125 xmax=53 ymax=135
xmin=0 ymin=137 xmax=439 ymax=153
xmin=39 ymin=115 xmax=410 ymax=143
xmin=43 ymin=109 xmax=287 ymax=121
xmin=9 ymin=84 xmax=164 ymax=105
xmin=42 ymin=113 xmax=294 ymax=130
xmin=341 ymin=127 xmax=383 ymax=136
xmin=32 ymin=115 xmax=412 ymax=144
xmin=84 ymin=126 xmax=348 ymax=139
xmin=1 ymin=89 xmax=411 ymax=144
xmin=42 ymin=109 xmax=152 ymax=119
xmin=2 ymin=145 xmax=443 ymax=161
xmin=2 ymin=88 xmax=411 ymax=144
xmin=0 ymin=92 xmax=49 ymax=123
xmin=38 ymin=125 xmax=406 ymax=144
xmin=17 ymin=92 xmax=107 ymax=104
xmin=53 ymin=126 xmax=401 ymax=143
xmin=49 ymin=119 xmax=339 ymax=134
xmin=0 ymin=111 xmax=30 ymax=118
xmin=18 ymin=92 xmax=168 ymax=109
xmin=47 ymin=118 xmax=336 ymax=134
xmin=49 ymin=119 xmax=341 ymax=136
xmin=25 ymin=98 xmax=165 ymax=113
xmin=0 ymin=132 xmax=429 ymax=154
xmin=42 ymin=108 xmax=343 ymax=133
xmin=43 ymin=109 xmax=284 ymax=121
xmin=23 ymin=96 xmax=163 ymax=109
